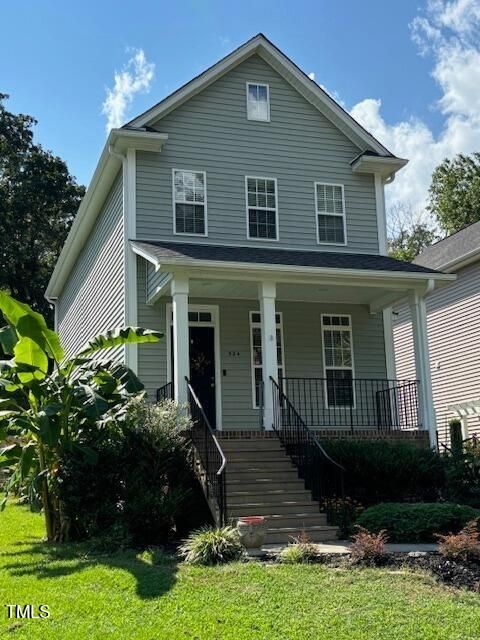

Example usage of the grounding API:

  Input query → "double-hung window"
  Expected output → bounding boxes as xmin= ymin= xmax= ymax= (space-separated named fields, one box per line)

xmin=321 ymin=314 xmax=355 ymax=407
xmin=246 ymin=83 xmax=270 ymax=121
xmin=173 ymin=169 xmax=207 ymax=236
xmin=315 ymin=183 xmax=346 ymax=245
xmin=246 ymin=177 xmax=278 ymax=240
xmin=250 ymin=311 xmax=285 ymax=408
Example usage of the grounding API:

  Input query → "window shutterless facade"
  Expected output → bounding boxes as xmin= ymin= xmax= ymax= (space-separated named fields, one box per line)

xmin=172 ymin=169 xmax=207 ymax=236
xmin=315 ymin=182 xmax=347 ymax=245
xmin=246 ymin=82 xmax=270 ymax=121
xmin=250 ymin=311 xmax=285 ymax=408
xmin=321 ymin=314 xmax=355 ymax=408
xmin=245 ymin=176 xmax=278 ymax=240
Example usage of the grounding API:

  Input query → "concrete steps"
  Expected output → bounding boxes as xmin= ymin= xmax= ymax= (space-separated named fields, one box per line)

xmin=218 ymin=435 xmax=339 ymax=544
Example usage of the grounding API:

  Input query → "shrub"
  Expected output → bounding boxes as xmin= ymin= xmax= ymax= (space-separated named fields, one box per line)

xmin=324 ymin=496 xmax=364 ymax=538
xmin=279 ymin=531 xmax=318 ymax=564
xmin=57 ymin=399 xmax=212 ymax=546
xmin=320 ymin=440 xmax=445 ymax=505
xmin=357 ymin=502 xmax=480 ymax=543
xmin=179 ymin=526 xmax=244 ymax=565
xmin=444 ymin=441 xmax=480 ymax=507
xmin=350 ymin=527 xmax=388 ymax=565
xmin=437 ymin=520 xmax=480 ymax=561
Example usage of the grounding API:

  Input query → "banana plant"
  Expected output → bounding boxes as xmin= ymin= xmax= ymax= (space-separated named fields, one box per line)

xmin=0 ymin=292 xmax=163 ymax=541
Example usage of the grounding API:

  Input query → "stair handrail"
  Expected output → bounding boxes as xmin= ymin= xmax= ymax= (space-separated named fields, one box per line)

xmin=270 ymin=377 xmax=345 ymax=524
xmin=156 ymin=381 xmax=174 ymax=402
xmin=185 ymin=377 xmax=227 ymax=524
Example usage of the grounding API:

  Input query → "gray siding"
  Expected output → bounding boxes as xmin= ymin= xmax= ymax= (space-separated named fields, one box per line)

xmin=137 ymin=265 xmax=387 ymax=427
xmin=57 ymin=172 xmax=125 ymax=360
xmin=146 ymin=263 xmax=170 ymax=300
xmin=136 ymin=54 xmax=379 ymax=254
xmin=394 ymin=261 xmax=480 ymax=441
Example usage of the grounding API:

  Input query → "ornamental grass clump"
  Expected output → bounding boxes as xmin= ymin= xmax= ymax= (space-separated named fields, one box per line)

xmin=350 ymin=526 xmax=388 ymax=566
xmin=437 ymin=520 xmax=480 ymax=562
xmin=179 ymin=526 xmax=244 ymax=565
xmin=278 ymin=531 xmax=318 ymax=564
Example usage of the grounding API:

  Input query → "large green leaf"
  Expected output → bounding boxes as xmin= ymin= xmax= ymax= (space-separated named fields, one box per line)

xmin=14 ymin=337 xmax=48 ymax=380
xmin=108 ymin=362 xmax=145 ymax=394
xmin=73 ymin=384 xmax=109 ymax=419
xmin=0 ymin=292 xmax=64 ymax=363
xmin=76 ymin=327 xmax=163 ymax=357
xmin=37 ymin=411 xmax=60 ymax=447
xmin=0 ymin=326 xmax=17 ymax=355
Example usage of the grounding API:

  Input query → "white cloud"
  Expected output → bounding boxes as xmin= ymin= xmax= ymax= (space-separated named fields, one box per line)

xmin=102 ymin=48 xmax=155 ymax=133
xmin=349 ymin=0 xmax=480 ymax=219
xmin=308 ymin=71 xmax=315 ymax=80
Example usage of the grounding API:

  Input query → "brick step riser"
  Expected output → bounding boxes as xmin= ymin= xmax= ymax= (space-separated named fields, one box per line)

xmin=229 ymin=515 xmax=328 ymax=528
xmin=227 ymin=491 xmax=312 ymax=504
xmin=227 ymin=461 xmax=295 ymax=471
xmin=266 ymin=527 xmax=338 ymax=544
xmin=220 ymin=443 xmax=285 ymax=452
xmin=227 ymin=471 xmax=299 ymax=482
xmin=228 ymin=481 xmax=306 ymax=493
xmin=224 ymin=452 xmax=290 ymax=462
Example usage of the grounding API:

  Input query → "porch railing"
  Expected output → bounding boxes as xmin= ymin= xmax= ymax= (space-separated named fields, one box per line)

xmin=156 ymin=381 xmax=174 ymax=402
xmin=271 ymin=377 xmax=344 ymax=524
xmin=186 ymin=377 xmax=227 ymax=526
xmin=279 ymin=377 xmax=419 ymax=431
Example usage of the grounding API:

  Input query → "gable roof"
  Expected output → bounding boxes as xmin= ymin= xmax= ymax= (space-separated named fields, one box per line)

xmin=126 ymin=33 xmax=398 ymax=159
xmin=414 ymin=221 xmax=480 ymax=272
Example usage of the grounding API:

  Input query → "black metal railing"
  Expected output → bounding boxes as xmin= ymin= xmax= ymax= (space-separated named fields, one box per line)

xmin=279 ymin=377 xmax=419 ymax=431
xmin=156 ymin=381 xmax=174 ymax=402
xmin=186 ymin=377 xmax=227 ymax=525
xmin=271 ymin=377 xmax=344 ymax=524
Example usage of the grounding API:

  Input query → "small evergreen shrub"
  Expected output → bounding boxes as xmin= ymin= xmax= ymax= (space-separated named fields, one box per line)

xmin=437 ymin=520 xmax=480 ymax=561
xmin=357 ymin=502 xmax=480 ymax=543
xmin=179 ymin=526 xmax=244 ymax=565
xmin=350 ymin=527 xmax=388 ymax=565
xmin=320 ymin=440 xmax=445 ymax=504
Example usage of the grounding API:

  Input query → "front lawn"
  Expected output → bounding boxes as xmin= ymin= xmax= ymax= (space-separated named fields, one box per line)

xmin=1 ymin=504 xmax=480 ymax=639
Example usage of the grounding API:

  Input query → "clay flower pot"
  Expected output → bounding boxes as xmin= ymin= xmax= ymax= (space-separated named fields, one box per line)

xmin=237 ymin=516 xmax=268 ymax=552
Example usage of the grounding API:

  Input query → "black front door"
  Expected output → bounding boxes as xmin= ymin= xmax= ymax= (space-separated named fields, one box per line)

xmin=189 ymin=326 xmax=216 ymax=429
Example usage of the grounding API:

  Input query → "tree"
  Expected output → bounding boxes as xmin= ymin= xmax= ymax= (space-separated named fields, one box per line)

xmin=428 ymin=153 xmax=480 ymax=235
xmin=0 ymin=94 xmax=85 ymax=322
xmin=0 ymin=291 xmax=162 ymax=541
xmin=387 ymin=202 xmax=438 ymax=262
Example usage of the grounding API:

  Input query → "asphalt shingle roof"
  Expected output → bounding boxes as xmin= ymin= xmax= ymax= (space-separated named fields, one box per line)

xmin=414 ymin=221 xmax=480 ymax=271
xmin=131 ymin=240 xmax=443 ymax=275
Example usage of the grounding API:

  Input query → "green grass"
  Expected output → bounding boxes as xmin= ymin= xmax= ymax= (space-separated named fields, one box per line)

xmin=1 ymin=504 xmax=480 ymax=639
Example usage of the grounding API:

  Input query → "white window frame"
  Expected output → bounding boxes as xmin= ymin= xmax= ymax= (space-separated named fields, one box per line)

xmin=249 ymin=310 xmax=285 ymax=409
xmin=172 ymin=168 xmax=208 ymax=237
xmin=246 ymin=82 xmax=270 ymax=122
xmin=314 ymin=182 xmax=347 ymax=246
xmin=321 ymin=313 xmax=356 ymax=409
xmin=245 ymin=176 xmax=279 ymax=242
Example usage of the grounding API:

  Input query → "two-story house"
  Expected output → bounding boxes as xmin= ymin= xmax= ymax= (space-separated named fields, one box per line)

xmin=46 ymin=35 xmax=453 ymax=540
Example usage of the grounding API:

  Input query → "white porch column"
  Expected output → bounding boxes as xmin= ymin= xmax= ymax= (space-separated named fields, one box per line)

xmin=259 ymin=281 xmax=277 ymax=430
xmin=409 ymin=292 xmax=436 ymax=448
xmin=172 ymin=275 xmax=190 ymax=405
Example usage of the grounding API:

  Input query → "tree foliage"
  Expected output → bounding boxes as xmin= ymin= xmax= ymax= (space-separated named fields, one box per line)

xmin=0 ymin=291 xmax=162 ymax=541
xmin=428 ymin=152 xmax=480 ymax=235
xmin=0 ymin=93 xmax=85 ymax=321
xmin=388 ymin=223 xmax=438 ymax=262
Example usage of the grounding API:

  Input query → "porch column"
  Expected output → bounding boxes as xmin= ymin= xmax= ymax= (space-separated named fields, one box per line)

xmin=172 ymin=274 xmax=190 ymax=405
xmin=259 ymin=281 xmax=277 ymax=430
xmin=409 ymin=292 xmax=436 ymax=448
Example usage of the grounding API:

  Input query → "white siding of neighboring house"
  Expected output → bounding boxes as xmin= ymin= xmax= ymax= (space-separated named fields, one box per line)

xmin=394 ymin=261 xmax=480 ymax=442
xmin=56 ymin=172 xmax=125 ymax=361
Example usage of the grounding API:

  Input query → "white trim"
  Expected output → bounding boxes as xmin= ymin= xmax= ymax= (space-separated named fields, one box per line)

xmin=314 ymin=182 xmax=347 ymax=246
xmin=351 ymin=154 xmax=408 ymax=180
xmin=382 ymin=307 xmax=396 ymax=380
xmin=249 ymin=310 xmax=285 ymax=409
xmin=124 ymin=149 xmax=138 ymax=373
xmin=246 ymin=82 xmax=270 ymax=122
xmin=166 ymin=303 xmax=223 ymax=430
xmin=127 ymin=35 xmax=391 ymax=156
xmin=172 ymin=168 xmax=208 ymax=237
xmin=245 ymin=176 xmax=279 ymax=241
xmin=321 ymin=313 xmax=356 ymax=409
xmin=374 ymin=174 xmax=388 ymax=255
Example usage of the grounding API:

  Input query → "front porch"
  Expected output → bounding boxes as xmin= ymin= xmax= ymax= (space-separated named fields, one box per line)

xmin=132 ymin=240 xmax=452 ymax=448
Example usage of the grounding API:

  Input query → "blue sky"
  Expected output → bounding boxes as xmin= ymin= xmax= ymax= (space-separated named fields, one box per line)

xmin=2 ymin=0 xmax=480 ymax=217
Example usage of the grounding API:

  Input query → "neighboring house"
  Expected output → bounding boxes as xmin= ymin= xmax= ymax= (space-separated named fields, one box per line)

xmin=46 ymin=35 xmax=453 ymax=539
xmin=394 ymin=222 xmax=480 ymax=445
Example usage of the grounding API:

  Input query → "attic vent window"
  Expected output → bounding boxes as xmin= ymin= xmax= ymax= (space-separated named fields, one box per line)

xmin=246 ymin=83 xmax=270 ymax=121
